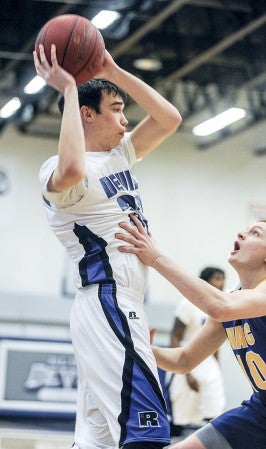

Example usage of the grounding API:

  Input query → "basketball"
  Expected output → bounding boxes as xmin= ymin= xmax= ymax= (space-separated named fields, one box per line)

xmin=35 ymin=14 xmax=105 ymax=84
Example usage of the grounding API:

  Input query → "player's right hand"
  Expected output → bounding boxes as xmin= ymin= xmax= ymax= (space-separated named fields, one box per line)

xmin=33 ymin=44 xmax=76 ymax=94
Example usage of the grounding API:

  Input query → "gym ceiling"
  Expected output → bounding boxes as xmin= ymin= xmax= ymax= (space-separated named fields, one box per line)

xmin=0 ymin=0 xmax=265 ymax=148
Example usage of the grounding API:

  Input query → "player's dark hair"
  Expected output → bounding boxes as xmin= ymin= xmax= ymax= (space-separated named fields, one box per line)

xmin=199 ymin=266 xmax=225 ymax=282
xmin=58 ymin=79 xmax=127 ymax=115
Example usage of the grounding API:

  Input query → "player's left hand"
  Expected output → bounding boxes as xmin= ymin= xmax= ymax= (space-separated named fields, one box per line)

xmin=94 ymin=50 xmax=118 ymax=80
xmin=116 ymin=213 xmax=162 ymax=266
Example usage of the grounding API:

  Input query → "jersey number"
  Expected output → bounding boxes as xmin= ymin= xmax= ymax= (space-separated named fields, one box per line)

xmin=236 ymin=351 xmax=266 ymax=391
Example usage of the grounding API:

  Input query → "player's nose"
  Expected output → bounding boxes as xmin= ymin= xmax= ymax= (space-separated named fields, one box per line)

xmin=121 ymin=113 xmax=128 ymax=126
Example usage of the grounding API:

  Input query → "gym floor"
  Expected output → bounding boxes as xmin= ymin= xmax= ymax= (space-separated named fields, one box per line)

xmin=0 ymin=418 xmax=187 ymax=448
xmin=0 ymin=418 xmax=74 ymax=449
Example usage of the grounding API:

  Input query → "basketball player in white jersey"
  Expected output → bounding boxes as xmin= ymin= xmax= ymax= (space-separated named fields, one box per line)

xmin=33 ymin=44 xmax=182 ymax=449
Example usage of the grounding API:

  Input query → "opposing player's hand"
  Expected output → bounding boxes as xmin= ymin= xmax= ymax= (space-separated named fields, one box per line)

xmin=116 ymin=214 xmax=162 ymax=266
xmin=150 ymin=327 xmax=157 ymax=344
xmin=33 ymin=44 xmax=76 ymax=93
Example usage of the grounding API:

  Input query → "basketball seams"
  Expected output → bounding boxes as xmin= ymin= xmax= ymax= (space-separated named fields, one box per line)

xmin=72 ymin=24 xmax=97 ymax=77
xmin=74 ymin=26 xmax=100 ymax=78
xmin=61 ymin=16 xmax=80 ymax=69
xmin=35 ymin=14 xmax=105 ymax=84
xmin=36 ymin=21 xmax=54 ymax=65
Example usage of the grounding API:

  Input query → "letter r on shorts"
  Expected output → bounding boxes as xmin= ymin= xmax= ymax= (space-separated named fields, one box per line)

xmin=138 ymin=411 xmax=160 ymax=427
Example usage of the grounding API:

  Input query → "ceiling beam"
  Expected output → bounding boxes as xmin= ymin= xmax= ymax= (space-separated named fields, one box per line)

xmin=112 ymin=0 xmax=190 ymax=58
xmin=161 ymin=14 xmax=266 ymax=84
xmin=189 ymin=0 xmax=252 ymax=13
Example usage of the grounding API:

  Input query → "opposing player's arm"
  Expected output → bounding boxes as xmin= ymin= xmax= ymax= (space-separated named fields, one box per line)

xmin=153 ymin=318 xmax=226 ymax=373
xmin=34 ymin=44 xmax=86 ymax=193
xmin=116 ymin=214 xmax=266 ymax=321
xmin=95 ymin=51 xmax=182 ymax=158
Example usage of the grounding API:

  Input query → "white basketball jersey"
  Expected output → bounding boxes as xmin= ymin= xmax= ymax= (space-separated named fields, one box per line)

xmin=39 ymin=133 xmax=148 ymax=294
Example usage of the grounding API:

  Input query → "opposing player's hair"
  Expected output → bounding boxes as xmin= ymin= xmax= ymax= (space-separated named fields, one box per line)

xmin=199 ymin=266 xmax=225 ymax=282
xmin=58 ymin=79 xmax=127 ymax=115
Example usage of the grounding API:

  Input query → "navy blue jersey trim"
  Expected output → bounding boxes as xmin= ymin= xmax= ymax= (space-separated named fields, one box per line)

xmin=73 ymin=223 xmax=114 ymax=286
xmin=98 ymin=283 xmax=167 ymax=446
xmin=42 ymin=195 xmax=51 ymax=207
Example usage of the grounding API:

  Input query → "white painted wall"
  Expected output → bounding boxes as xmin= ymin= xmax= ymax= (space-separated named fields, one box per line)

xmin=0 ymin=119 xmax=264 ymax=410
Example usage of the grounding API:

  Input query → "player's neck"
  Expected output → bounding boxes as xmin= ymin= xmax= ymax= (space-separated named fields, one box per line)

xmin=238 ymin=270 xmax=266 ymax=289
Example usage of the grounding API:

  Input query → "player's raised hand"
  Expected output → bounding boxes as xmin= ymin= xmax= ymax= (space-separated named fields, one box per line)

xmin=33 ymin=44 xmax=75 ymax=93
xmin=116 ymin=214 xmax=162 ymax=266
xmin=94 ymin=50 xmax=120 ymax=81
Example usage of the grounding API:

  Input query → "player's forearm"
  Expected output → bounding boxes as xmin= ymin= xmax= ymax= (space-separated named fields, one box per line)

xmin=152 ymin=255 xmax=228 ymax=321
xmin=108 ymin=66 xmax=182 ymax=134
xmin=57 ymin=84 xmax=86 ymax=184
xmin=152 ymin=346 xmax=188 ymax=374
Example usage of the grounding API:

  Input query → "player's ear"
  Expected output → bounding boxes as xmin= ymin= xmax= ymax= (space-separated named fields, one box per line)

xmin=80 ymin=105 xmax=95 ymax=122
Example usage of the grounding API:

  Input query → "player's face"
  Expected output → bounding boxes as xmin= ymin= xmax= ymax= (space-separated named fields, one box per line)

xmin=229 ymin=221 xmax=266 ymax=269
xmin=208 ymin=273 xmax=225 ymax=290
xmin=96 ymin=93 xmax=128 ymax=149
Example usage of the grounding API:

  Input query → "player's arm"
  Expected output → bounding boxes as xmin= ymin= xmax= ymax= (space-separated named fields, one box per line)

xmin=171 ymin=317 xmax=200 ymax=392
xmin=153 ymin=318 xmax=226 ymax=373
xmin=95 ymin=51 xmax=182 ymax=158
xmin=116 ymin=214 xmax=266 ymax=321
xmin=34 ymin=44 xmax=86 ymax=193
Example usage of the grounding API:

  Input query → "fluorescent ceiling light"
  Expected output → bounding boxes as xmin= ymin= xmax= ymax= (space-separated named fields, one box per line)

xmin=133 ymin=57 xmax=162 ymax=71
xmin=0 ymin=97 xmax=21 ymax=118
xmin=91 ymin=10 xmax=121 ymax=29
xmin=24 ymin=75 xmax=46 ymax=94
xmin=193 ymin=107 xmax=247 ymax=136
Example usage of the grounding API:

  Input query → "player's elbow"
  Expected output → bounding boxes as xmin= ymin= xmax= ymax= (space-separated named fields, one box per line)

xmin=165 ymin=111 xmax=182 ymax=135
xmin=59 ymin=163 xmax=85 ymax=187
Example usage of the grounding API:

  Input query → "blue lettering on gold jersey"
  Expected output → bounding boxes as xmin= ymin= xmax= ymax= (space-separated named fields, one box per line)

xmin=100 ymin=170 xmax=138 ymax=198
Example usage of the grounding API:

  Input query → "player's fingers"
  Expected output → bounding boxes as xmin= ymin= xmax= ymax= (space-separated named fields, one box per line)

xmin=33 ymin=51 xmax=41 ymax=70
xmin=118 ymin=245 xmax=138 ymax=255
xmin=119 ymin=221 xmax=138 ymax=236
xmin=150 ymin=327 xmax=157 ymax=344
xmin=50 ymin=44 xmax=59 ymax=67
xmin=38 ymin=44 xmax=51 ymax=69
xmin=129 ymin=213 xmax=146 ymax=234
xmin=115 ymin=232 xmax=139 ymax=246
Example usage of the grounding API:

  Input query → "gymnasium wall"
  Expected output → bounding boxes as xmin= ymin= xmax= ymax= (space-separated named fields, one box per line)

xmin=0 ymin=120 xmax=265 ymax=410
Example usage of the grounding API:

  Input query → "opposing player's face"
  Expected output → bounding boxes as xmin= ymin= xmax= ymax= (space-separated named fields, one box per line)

xmin=96 ymin=93 xmax=128 ymax=148
xmin=229 ymin=221 xmax=266 ymax=269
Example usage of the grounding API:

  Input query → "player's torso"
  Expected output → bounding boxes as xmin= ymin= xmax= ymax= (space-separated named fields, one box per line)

xmin=223 ymin=316 xmax=266 ymax=403
xmin=44 ymin=147 xmax=148 ymax=293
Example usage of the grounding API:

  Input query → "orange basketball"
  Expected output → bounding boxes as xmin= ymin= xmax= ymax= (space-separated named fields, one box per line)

xmin=35 ymin=14 xmax=105 ymax=84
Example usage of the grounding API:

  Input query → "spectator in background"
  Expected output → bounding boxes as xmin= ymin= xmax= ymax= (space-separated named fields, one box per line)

xmin=164 ymin=267 xmax=226 ymax=437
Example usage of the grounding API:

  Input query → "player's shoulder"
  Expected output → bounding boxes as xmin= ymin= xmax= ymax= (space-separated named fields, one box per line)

xmin=40 ymin=155 xmax=58 ymax=173
xmin=114 ymin=132 xmax=137 ymax=166
xmin=39 ymin=155 xmax=58 ymax=185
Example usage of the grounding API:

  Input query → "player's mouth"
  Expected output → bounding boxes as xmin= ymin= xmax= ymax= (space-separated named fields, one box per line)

xmin=231 ymin=240 xmax=240 ymax=255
